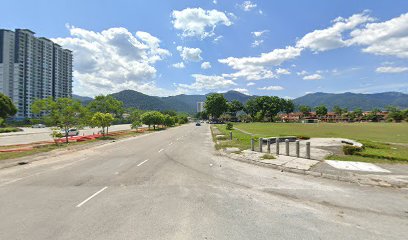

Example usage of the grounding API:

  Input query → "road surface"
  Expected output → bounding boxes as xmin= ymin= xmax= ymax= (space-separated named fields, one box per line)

xmin=0 ymin=124 xmax=131 ymax=146
xmin=0 ymin=124 xmax=407 ymax=239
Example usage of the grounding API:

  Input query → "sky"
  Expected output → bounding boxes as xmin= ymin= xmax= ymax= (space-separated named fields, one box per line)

xmin=1 ymin=0 xmax=408 ymax=98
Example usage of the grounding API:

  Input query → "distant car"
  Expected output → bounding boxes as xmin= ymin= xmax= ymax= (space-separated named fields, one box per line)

xmin=32 ymin=124 xmax=46 ymax=128
xmin=60 ymin=128 xmax=79 ymax=137
xmin=195 ymin=122 xmax=201 ymax=126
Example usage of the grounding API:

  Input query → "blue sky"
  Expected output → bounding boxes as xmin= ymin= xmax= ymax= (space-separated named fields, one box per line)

xmin=1 ymin=0 xmax=408 ymax=98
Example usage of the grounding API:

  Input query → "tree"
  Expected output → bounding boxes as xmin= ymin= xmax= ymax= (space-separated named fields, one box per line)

xmin=228 ymin=100 xmax=244 ymax=118
xmin=333 ymin=106 xmax=343 ymax=115
xmin=32 ymin=97 xmax=86 ymax=143
xmin=299 ymin=105 xmax=311 ymax=116
xmin=315 ymin=105 xmax=328 ymax=117
xmin=163 ymin=114 xmax=175 ymax=127
xmin=177 ymin=114 xmax=188 ymax=124
xmin=353 ymin=108 xmax=363 ymax=120
xmin=87 ymin=95 xmax=124 ymax=117
xmin=282 ymin=99 xmax=295 ymax=114
xmin=386 ymin=106 xmax=404 ymax=122
xmin=91 ymin=112 xmax=114 ymax=136
xmin=141 ymin=111 xmax=164 ymax=130
xmin=0 ymin=93 xmax=17 ymax=122
xmin=244 ymin=98 xmax=258 ymax=121
xmin=131 ymin=120 xmax=142 ymax=129
xmin=205 ymin=93 xmax=228 ymax=119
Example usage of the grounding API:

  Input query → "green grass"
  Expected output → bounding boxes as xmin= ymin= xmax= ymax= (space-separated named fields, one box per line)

xmin=234 ymin=122 xmax=408 ymax=144
xmin=214 ymin=122 xmax=408 ymax=164
xmin=261 ymin=154 xmax=276 ymax=160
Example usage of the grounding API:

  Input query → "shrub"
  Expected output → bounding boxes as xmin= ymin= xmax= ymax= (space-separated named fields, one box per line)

xmin=226 ymin=122 xmax=233 ymax=130
xmin=343 ymin=145 xmax=363 ymax=155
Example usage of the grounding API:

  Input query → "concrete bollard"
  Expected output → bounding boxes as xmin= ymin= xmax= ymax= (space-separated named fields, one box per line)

xmin=296 ymin=140 xmax=300 ymax=158
xmin=229 ymin=131 xmax=232 ymax=140
xmin=267 ymin=139 xmax=271 ymax=153
xmin=306 ymin=142 xmax=311 ymax=159
xmin=251 ymin=138 xmax=255 ymax=151
xmin=276 ymin=138 xmax=280 ymax=155
xmin=259 ymin=138 xmax=263 ymax=152
xmin=285 ymin=139 xmax=289 ymax=156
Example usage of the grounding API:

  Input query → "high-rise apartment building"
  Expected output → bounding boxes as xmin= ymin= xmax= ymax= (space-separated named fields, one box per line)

xmin=0 ymin=28 xmax=72 ymax=119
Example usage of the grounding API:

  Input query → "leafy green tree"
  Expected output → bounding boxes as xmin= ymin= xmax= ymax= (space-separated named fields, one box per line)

xmin=32 ymin=97 xmax=86 ymax=143
xmin=282 ymin=99 xmax=295 ymax=114
xmin=386 ymin=106 xmax=404 ymax=122
xmin=161 ymin=110 xmax=177 ymax=117
xmin=0 ymin=93 xmax=17 ymax=121
xmin=353 ymin=108 xmax=363 ymax=119
xmin=163 ymin=114 xmax=175 ymax=127
xmin=299 ymin=105 xmax=311 ymax=116
xmin=244 ymin=98 xmax=258 ymax=121
xmin=87 ymin=95 xmax=124 ymax=117
xmin=205 ymin=93 xmax=228 ymax=119
xmin=333 ymin=106 xmax=343 ymax=115
xmin=141 ymin=111 xmax=164 ymax=130
xmin=177 ymin=114 xmax=188 ymax=124
xmin=91 ymin=112 xmax=114 ymax=136
xmin=228 ymin=100 xmax=244 ymax=117
xmin=315 ymin=105 xmax=328 ymax=117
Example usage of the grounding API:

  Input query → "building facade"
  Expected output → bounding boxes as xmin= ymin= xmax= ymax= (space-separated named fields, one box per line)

xmin=0 ymin=29 xmax=73 ymax=119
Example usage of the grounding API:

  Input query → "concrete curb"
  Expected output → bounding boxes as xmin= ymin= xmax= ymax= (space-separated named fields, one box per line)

xmin=217 ymin=150 xmax=408 ymax=189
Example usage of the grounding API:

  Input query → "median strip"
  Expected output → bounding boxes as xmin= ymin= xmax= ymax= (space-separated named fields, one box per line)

xmin=76 ymin=186 xmax=108 ymax=208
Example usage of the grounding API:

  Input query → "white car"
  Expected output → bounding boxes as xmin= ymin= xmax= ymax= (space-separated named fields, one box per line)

xmin=32 ymin=124 xmax=46 ymax=128
xmin=60 ymin=128 xmax=79 ymax=137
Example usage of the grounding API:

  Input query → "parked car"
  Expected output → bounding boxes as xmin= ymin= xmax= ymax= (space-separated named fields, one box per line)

xmin=195 ymin=122 xmax=201 ymax=126
xmin=60 ymin=128 xmax=79 ymax=137
xmin=32 ymin=124 xmax=46 ymax=128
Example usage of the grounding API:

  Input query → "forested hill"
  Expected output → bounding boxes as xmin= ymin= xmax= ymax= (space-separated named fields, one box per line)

xmin=293 ymin=92 xmax=408 ymax=111
xmin=73 ymin=91 xmax=408 ymax=112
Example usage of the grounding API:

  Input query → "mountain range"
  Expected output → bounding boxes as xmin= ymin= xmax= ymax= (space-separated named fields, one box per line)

xmin=72 ymin=90 xmax=408 ymax=113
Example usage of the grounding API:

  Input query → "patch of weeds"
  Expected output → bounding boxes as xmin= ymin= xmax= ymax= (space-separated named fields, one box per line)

xmin=261 ymin=153 xmax=276 ymax=160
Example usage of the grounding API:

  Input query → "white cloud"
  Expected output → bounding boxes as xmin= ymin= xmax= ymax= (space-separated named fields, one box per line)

xmin=252 ymin=30 xmax=268 ymax=37
xmin=219 ymin=46 xmax=302 ymax=80
xmin=297 ymin=70 xmax=308 ymax=76
xmin=176 ymin=74 xmax=236 ymax=92
xmin=258 ymin=85 xmax=284 ymax=91
xmin=172 ymin=62 xmax=185 ymax=69
xmin=171 ymin=8 xmax=233 ymax=39
xmin=251 ymin=30 xmax=268 ymax=48
xmin=276 ymin=68 xmax=291 ymax=75
xmin=349 ymin=12 xmax=408 ymax=58
xmin=213 ymin=35 xmax=223 ymax=43
xmin=201 ymin=62 xmax=212 ymax=69
xmin=303 ymin=73 xmax=323 ymax=80
xmin=53 ymin=26 xmax=171 ymax=97
xmin=251 ymin=39 xmax=264 ymax=48
xmin=176 ymin=46 xmax=203 ymax=62
xmin=233 ymin=88 xmax=250 ymax=95
xmin=375 ymin=66 xmax=408 ymax=73
xmin=239 ymin=1 xmax=257 ymax=11
xmin=247 ymin=82 xmax=255 ymax=86
xmin=296 ymin=11 xmax=374 ymax=52
xmin=213 ymin=0 xmax=217 ymax=4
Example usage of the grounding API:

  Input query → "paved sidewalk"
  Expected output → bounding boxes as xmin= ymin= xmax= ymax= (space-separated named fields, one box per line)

xmin=220 ymin=149 xmax=408 ymax=188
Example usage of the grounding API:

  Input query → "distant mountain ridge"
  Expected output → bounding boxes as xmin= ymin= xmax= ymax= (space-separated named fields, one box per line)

xmin=73 ymin=90 xmax=408 ymax=112
xmin=293 ymin=92 xmax=408 ymax=111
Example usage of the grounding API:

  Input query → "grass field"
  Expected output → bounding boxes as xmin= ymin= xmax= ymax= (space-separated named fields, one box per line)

xmin=214 ymin=122 xmax=408 ymax=164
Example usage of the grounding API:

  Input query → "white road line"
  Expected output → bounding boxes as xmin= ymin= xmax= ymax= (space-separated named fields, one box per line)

xmin=158 ymin=148 xmax=164 ymax=153
xmin=137 ymin=159 xmax=149 ymax=167
xmin=76 ymin=186 xmax=108 ymax=208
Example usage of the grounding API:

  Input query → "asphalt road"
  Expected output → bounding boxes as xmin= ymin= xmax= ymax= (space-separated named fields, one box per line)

xmin=0 ymin=124 xmax=131 ymax=146
xmin=0 ymin=123 xmax=407 ymax=239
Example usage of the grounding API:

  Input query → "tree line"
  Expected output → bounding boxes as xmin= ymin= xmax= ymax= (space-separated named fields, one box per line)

xmin=0 ymin=93 xmax=189 ymax=143
xmin=200 ymin=93 xmax=408 ymax=123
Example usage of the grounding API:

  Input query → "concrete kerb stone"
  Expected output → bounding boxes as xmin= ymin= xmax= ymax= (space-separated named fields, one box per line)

xmin=218 ymin=149 xmax=408 ymax=188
